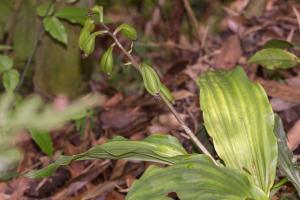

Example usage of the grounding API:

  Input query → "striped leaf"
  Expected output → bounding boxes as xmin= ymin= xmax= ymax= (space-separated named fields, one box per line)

xmin=198 ymin=67 xmax=277 ymax=194
xmin=26 ymin=134 xmax=188 ymax=178
xmin=275 ymin=116 xmax=300 ymax=195
xmin=127 ymin=155 xmax=268 ymax=200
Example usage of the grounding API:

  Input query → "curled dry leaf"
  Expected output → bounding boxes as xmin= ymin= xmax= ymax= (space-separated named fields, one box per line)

xmin=213 ymin=35 xmax=242 ymax=70
xmin=287 ymin=119 xmax=300 ymax=150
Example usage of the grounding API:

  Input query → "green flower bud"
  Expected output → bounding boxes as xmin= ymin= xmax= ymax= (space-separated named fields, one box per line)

xmin=100 ymin=46 xmax=114 ymax=75
xmin=79 ymin=19 xmax=95 ymax=50
xmin=117 ymin=24 xmax=137 ymax=40
xmin=160 ymin=84 xmax=175 ymax=104
xmin=82 ymin=33 xmax=96 ymax=57
xmin=141 ymin=64 xmax=161 ymax=95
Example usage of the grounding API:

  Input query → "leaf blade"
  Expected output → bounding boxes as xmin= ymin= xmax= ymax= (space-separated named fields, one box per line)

xmin=127 ymin=155 xmax=267 ymax=200
xmin=30 ymin=130 xmax=54 ymax=156
xmin=25 ymin=134 xmax=188 ymax=178
xmin=55 ymin=7 xmax=88 ymax=25
xmin=248 ymin=48 xmax=299 ymax=70
xmin=43 ymin=17 xmax=68 ymax=45
xmin=198 ymin=67 xmax=277 ymax=194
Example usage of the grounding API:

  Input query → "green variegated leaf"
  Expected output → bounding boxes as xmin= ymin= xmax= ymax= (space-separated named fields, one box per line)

xmin=127 ymin=155 xmax=268 ymax=200
xmin=275 ymin=116 xmax=300 ymax=195
xmin=248 ymin=48 xmax=300 ymax=70
xmin=198 ymin=67 xmax=277 ymax=194
xmin=26 ymin=134 xmax=188 ymax=178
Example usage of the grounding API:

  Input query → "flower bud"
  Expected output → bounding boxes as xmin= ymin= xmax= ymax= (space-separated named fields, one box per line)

xmin=160 ymin=84 xmax=175 ymax=104
xmin=79 ymin=19 xmax=95 ymax=50
xmin=100 ymin=46 xmax=114 ymax=75
xmin=82 ymin=33 xmax=96 ymax=57
xmin=141 ymin=64 xmax=161 ymax=95
xmin=117 ymin=24 xmax=137 ymax=40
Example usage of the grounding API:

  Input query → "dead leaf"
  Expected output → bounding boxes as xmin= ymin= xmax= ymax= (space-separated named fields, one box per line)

xmin=213 ymin=35 xmax=242 ymax=70
xmin=287 ymin=119 xmax=300 ymax=150
xmin=256 ymin=78 xmax=300 ymax=104
xmin=271 ymin=98 xmax=298 ymax=111
xmin=172 ymin=90 xmax=193 ymax=100
xmin=104 ymin=93 xmax=124 ymax=108
xmin=100 ymin=108 xmax=142 ymax=130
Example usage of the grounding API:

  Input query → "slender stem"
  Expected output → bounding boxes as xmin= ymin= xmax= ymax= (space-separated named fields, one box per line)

xmin=100 ymin=23 xmax=217 ymax=164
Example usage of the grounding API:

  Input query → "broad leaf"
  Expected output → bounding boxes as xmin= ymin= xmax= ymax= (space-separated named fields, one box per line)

xmin=30 ymin=130 xmax=54 ymax=156
xmin=0 ymin=55 xmax=13 ymax=74
xmin=275 ymin=116 xmax=300 ymax=195
xmin=127 ymin=155 xmax=268 ymax=200
xmin=249 ymin=48 xmax=300 ymax=70
xmin=43 ymin=17 xmax=68 ymax=45
xmin=262 ymin=39 xmax=294 ymax=49
xmin=198 ymin=67 xmax=277 ymax=194
xmin=26 ymin=134 xmax=188 ymax=178
xmin=55 ymin=7 xmax=88 ymax=25
xmin=3 ymin=69 xmax=19 ymax=92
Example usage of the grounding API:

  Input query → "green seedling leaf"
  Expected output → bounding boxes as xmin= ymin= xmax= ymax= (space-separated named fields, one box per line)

xmin=198 ymin=66 xmax=277 ymax=195
xmin=55 ymin=7 xmax=88 ymax=25
xmin=26 ymin=134 xmax=188 ymax=178
xmin=275 ymin=116 xmax=300 ymax=195
xmin=141 ymin=64 xmax=161 ymax=96
xmin=127 ymin=155 xmax=268 ymax=200
xmin=36 ymin=2 xmax=54 ymax=17
xmin=3 ymin=69 xmax=19 ymax=92
xmin=100 ymin=46 xmax=114 ymax=75
xmin=249 ymin=48 xmax=300 ymax=70
xmin=43 ymin=17 xmax=68 ymax=45
xmin=0 ymin=55 xmax=13 ymax=74
xmin=117 ymin=24 xmax=137 ymax=40
xmin=262 ymin=39 xmax=294 ymax=49
xmin=30 ymin=130 xmax=54 ymax=157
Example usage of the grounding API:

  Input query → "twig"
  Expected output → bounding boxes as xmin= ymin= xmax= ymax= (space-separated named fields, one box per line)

xmin=100 ymin=23 xmax=217 ymax=164
xmin=292 ymin=5 xmax=300 ymax=32
xmin=182 ymin=0 xmax=202 ymax=45
xmin=15 ymin=0 xmax=56 ymax=93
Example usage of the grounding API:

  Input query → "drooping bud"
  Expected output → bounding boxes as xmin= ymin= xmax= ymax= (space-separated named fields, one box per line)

xmin=160 ymin=84 xmax=175 ymax=104
xmin=141 ymin=64 xmax=161 ymax=95
xmin=79 ymin=19 xmax=95 ymax=50
xmin=82 ymin=33 xmax=96 ymax=57
xmin=117 ymin=24 xmax=137 ymax=40
xmin=100 ymin=46 xmax=114 ymax=75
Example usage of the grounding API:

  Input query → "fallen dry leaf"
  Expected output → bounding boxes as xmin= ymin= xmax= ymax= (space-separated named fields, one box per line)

xmin=288 ymin=119 xmax=300 ymax=150
xmin=213 ymin=35 xmax=242 ymax=70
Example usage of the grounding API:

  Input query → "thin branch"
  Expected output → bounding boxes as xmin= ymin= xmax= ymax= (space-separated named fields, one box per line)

xmin=182 ymin=0 xmax=202 ymax=45
xmin=100 ymin=23 xmax=217 ymax=164
xmin=15 ymin=0 xmax=56 ymax=93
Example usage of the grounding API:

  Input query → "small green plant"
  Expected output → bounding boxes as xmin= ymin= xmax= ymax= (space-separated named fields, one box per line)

xmin=25 ymin=5 xmax=300 ymax=200
xmin=0 ymin=48 xmax=19 ymax=93
xmin=249 ymin=39 xmax=300 ymax=70
xmin=37 ymin=2 xmax=88 ymax=45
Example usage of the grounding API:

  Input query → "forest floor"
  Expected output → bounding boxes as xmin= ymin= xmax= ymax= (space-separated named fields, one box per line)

xmin=1 ymin=0 xmax=300 ymax=199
